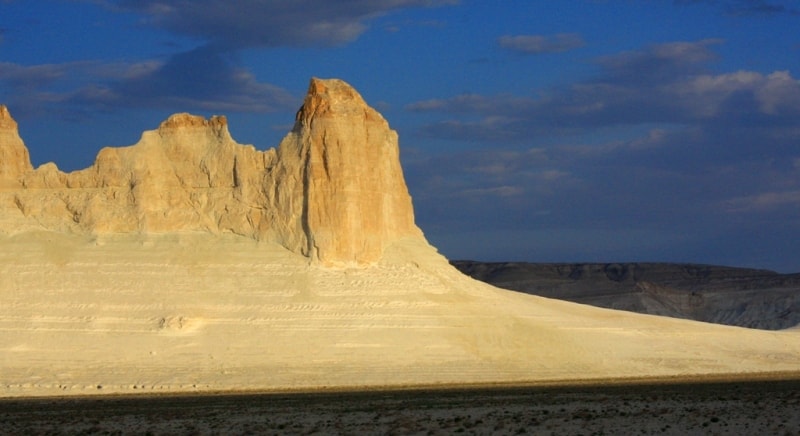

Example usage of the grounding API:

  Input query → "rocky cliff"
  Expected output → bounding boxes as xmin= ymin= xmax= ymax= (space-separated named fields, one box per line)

xmin=3 ymin=79 xmax=800 ymax=399
xmin=0 ymin=105 xmax=33 ymax=188
xmin=270 ymin=79 xmax=421 ymax=263
xmin=0 ymin=78 xmax=422 ymax=265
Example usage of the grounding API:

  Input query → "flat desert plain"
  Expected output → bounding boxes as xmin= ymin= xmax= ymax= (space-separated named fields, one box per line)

xmin=1 ymin=377 xmax=799 ymax=435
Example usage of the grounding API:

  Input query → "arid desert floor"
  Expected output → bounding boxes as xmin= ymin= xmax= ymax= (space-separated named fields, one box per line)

xmin=2 ymin=376 xmax=799 ymax=435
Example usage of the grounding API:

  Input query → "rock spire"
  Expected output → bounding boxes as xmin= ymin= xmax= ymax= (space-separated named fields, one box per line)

xmin=0 ymin=105 xmax=33 ymax=188
xmin=0 ymin=78 xmax=423 ymax=265
xmin=270 ymin=78 xmax=421 ymax=263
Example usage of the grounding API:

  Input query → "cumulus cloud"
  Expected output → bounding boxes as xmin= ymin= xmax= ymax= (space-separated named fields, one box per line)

xmin=6 ymin=1 xmax=459 ymax=117
xmin=68 ymin=45 xmax=295 ymax=113
xmin=0 ymin=62 xmax=77 ymax=90
xmin=113 ymin=0 xmax=459 ymax=48
xmin=405 ymin=153 xmax=573 ymax=238
xmin=405 ymin=39 xmax=800 ymax=268
xmin=0 ymin=54 xmax=295 ymax=118
xmin=0 ymin=49 xmax=295 ymax=118
xmin=408 ymin=40 xmax=800 ymax=141
xmin=593 ymin=39 xmax=722 ymax=85
xmin=0 ymin=61 xmax=101 ymax=118
xmin=404 ymin=146 xmax=577 ymax=217
xmin=410 ymin=126 xmax=799 ymax=268
xmin=498 ymin=33 xmax=585 ymax=54
xmin=723 ymin=189 xmax=800 ymax=212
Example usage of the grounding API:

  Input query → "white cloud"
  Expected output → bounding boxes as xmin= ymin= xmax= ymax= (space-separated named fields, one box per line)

xmin=409 ymin=40 xmax=800 ymax=143
xmin=114 ymin=0 xmax=460 ymax=48
xmin=724 ymin=190 xmax=800 ymax=212
xmin=0 ymin=52 xmax=296 ymax=117
xmin=674 ymin=70 xmax=800 ymax=117
xmin=0 ymin=62 xmax=77 ymax=89
xmin=755 ymin=71 xmax=800 ymax=114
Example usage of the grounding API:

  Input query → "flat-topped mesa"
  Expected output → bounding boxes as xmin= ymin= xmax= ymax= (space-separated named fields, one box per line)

xmin=270 ymin=78 xmax=422 ymax=265
xmin=0 ymin=78 xmax=424 ymax=265
xmin=0 ymin=105 xmax=33 ymax=188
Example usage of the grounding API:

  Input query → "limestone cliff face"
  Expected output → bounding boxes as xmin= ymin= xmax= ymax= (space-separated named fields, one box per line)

xmin=269 ymin=79 xmax=421 ymax=263
xmin=0 ymin=106 xmax=33 ymax=188
xmin=12 ymin=113 xmax=276 ymax=236
xmin=0 ymin=78 xmax=423 ymax=265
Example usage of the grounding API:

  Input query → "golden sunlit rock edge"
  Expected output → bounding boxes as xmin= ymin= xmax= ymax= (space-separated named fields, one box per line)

xmin=1 ymin=78 xmax=798 ymax=398
xmin=1 ymin=78 xmax=419 ymax=266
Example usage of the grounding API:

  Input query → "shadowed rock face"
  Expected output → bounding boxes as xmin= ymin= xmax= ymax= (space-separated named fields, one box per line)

xmin=452 ymin=261 xmax=800 ymax=330
xmin=0 ymin=78 xmax=422 ymax=265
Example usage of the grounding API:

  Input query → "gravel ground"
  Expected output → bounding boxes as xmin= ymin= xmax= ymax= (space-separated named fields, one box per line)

xmin=1 ymin=378 xmax=799 ymax=435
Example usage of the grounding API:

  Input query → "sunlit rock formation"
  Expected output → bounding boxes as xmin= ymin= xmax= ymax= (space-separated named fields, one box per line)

xmin=0 ymin=105 xmax=33 ymax=188
xmin=270 ymin=78 xmax=421 ymax=263
xmin=2 ymin=78 xmax=799 ymax=399
xmin=0 ymin=78 xmax=422 ymax=265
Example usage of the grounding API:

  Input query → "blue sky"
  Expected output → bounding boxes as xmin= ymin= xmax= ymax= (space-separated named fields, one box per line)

xmin=2 ymin=1 xmax=799 ymax=272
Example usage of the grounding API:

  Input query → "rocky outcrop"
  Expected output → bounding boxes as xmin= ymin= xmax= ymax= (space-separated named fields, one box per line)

xmin=269 ymin=79 xmax=420 ymax=263
xmin=0 ymin=78 xmax=423 ymax=265
xmin=453 ymin=261 xmax=800 ymax=330
xmin=0 ymin=105 xmax=33 ymax=188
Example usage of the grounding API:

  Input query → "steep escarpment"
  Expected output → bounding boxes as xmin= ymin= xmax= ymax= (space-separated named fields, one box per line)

xmin=0 ymin=78 xmax=422 ymax=265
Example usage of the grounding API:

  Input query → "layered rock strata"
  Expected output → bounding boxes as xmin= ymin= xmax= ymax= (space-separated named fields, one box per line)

xmin=0 ymin=78 xmax=422 ymax=265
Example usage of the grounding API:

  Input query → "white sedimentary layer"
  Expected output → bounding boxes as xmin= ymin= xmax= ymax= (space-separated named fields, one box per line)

xmin=1 ymin=233 xmax=798 ymax=397
xmin=1 ymin=79 xmax=798 ymax=398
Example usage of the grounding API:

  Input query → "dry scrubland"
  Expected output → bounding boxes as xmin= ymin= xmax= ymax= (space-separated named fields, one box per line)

xmin=2 ymin=79 xmax=800 ymax=401
xmin=2 ymin=379 xmax=799 ymax=435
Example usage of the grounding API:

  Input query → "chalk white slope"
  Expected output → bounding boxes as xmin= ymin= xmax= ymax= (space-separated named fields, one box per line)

xmin=1 ymin=232 xmax=799 ymax=397
xmin=1 ymin=79 xmax=799 ymax=398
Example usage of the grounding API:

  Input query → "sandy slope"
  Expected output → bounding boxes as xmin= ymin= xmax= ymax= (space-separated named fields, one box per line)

xmin=2 ymin=231 xmax=799 ymax=398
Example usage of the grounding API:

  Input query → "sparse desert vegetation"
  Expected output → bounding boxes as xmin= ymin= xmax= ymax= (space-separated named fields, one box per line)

xmin=1 ymin=378 xmax=798 ymax=435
